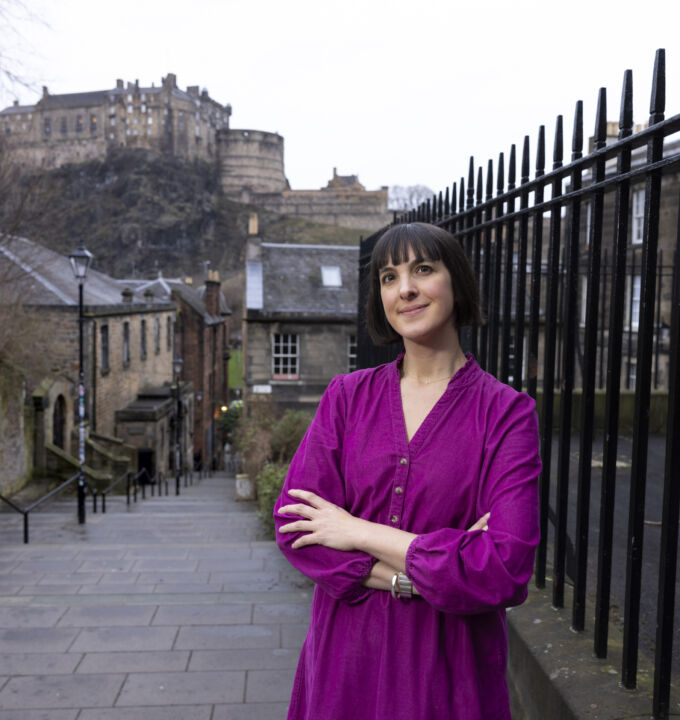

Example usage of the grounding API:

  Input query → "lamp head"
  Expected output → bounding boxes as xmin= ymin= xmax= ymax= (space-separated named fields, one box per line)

xmin=69 ymin=245 xmax=93 ymax=282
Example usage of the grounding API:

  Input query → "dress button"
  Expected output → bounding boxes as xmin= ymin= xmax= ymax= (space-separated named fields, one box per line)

xmin=390 ymin=514 xmax=399 ymax=523
xmin=400 ymin=457 xmax=407 ymax=465
xmin=394 ymin=486 xmax=403 ymax=495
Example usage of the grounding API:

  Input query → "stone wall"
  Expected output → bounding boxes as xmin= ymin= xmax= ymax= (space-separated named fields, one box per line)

xmin=0 ymin=74 xmax=230 ymax=169
xmin=0 ymin=363 xmax=31 ymax=495
xmin=244 ymin=318 xmax=356 ymax=410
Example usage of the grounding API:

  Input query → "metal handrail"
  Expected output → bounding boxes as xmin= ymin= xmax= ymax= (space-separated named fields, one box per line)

xmin=100 ymin=470 xmax=130 ymax=513
xmin=0 ymin=473 xmax=79 ymax=543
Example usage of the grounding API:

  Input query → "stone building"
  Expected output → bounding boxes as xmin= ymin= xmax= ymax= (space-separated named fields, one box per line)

xmin=1 ymin=77 xmax=391 ymax=231
xmin=243 ymin=231 xmax=358 ymax=411
xmin=123 ymin=271 xmax=231 ymax=471
xmin=575 ymin=124 xmax=679 ymax=390
xmin=0 ymin=73 xmax=231 ymax=168
xmin=0 ymin=235 xmax=193 ymax=489
xmin=219 ymin=126 xmax=391 ymax=230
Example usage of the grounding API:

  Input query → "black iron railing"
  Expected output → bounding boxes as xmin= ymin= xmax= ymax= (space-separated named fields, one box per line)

xmin=358 ymin=49 xmax=679 ymax=719
xmin=0 ymin=472 xmax=95 ymax=543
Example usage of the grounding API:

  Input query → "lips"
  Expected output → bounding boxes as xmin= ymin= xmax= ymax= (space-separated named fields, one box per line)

xmin=399 ymin=304 xmax=428 ymax=316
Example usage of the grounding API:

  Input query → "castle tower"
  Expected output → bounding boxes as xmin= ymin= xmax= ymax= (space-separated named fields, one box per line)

xmin=217 ymin=129 xmax=289 ymax=200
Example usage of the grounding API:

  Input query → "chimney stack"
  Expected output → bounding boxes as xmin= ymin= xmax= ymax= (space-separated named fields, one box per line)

xmin=205 ymin=270 xmax=220 ymax=316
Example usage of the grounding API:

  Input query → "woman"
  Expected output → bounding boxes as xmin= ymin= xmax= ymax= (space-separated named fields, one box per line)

xmin=275 ymin=222 xmax=541 ymax=719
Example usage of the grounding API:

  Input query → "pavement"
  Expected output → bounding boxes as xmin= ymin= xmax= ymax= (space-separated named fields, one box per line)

xmin=0 ymin=473 xmax=313 ymax=720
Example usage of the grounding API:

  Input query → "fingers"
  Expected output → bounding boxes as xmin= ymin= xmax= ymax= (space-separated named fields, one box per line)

xmin=278 ymin=519 xmax=313 ymax=534
xmin=467 ymin=512 xmax=490 ymax=532
xmin=288 ymin=488 xmax=331 ymax=508
xmin=278 ymin=502 xmax=316 ymax=519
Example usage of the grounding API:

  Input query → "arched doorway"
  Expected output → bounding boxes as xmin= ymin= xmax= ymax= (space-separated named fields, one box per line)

xmin=53 ymin=395 xmax=66 ymax=449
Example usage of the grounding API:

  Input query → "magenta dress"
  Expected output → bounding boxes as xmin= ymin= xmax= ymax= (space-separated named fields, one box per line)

xmin=274 ymin=354 xmax=541 ymax=720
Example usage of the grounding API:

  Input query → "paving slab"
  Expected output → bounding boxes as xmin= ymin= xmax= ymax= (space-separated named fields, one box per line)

xmin=0 ymin=628 xmax=79 ymax=652
xmin=189 ymin=648 xmax=300 ymax=671
xmin=57 ymin=605 xmax=156 ymax=627
xmin=0 ymin=711 xmax=78 ymax=720
xmin=0 ymin=673 xmax=125 ymax=709
xmin=212 ymin=703 xmax=288 ymax=720
xmin=77 ymin=650 xmax=190 ymax=674
xmin=79 ymin=708 xmax=211 ymax=720
xmin=0 ymin=653 xmax=81 ymax=675
xmin=174 ymin=623 xmax=279 ymax=650
xmin=245 ymin=669 xmax=297 ymax=703
xmin=152 ymin=603 xmax=251 ymax=626
xmin=0 ymin=607 xmax=66 ymax=627
xmin=117 ymin=670 xmax=245 ymax=706
xmin=0 ymin=473 xmax=311 ymax=717
xmin=70 ymin=626 xmax=178 ymax=652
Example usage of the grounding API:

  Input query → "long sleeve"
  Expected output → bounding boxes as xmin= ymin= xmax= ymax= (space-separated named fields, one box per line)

xmin=405 ymin=390 xmax=541 ymax=615
xmin=274 ymin=376 xmax=376 ymax=604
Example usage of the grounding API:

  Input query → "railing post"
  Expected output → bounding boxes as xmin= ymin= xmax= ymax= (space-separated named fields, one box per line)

xmin=77 ymin=471 xmax=86 ymax=525
xmin=23 ymin=512 xmax=29 ymax=544
xmin=92 ymin=488 xmax=97 ymax=514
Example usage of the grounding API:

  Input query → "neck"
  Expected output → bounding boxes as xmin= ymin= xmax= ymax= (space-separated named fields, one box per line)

xmin=400 ymin=331 xmax=467 ymax=385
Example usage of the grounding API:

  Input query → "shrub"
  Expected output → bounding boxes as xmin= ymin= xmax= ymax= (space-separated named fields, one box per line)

xmin=256 ymin=462 xmax=289 ymax=538
xmin=270 ymin=409 xmax=311 ymax=463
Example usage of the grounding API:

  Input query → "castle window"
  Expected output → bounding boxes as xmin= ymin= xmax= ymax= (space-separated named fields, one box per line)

xmin=127 ymin=93 xmax=132 ymax=102
xmin=60 ymin=117 xmax=67 ymax=135
xmin=110 ymin=117 xmax=116 ymax=126
xmin=90 ymin=115 xmax=97 ymax=134
xmin=43 ymin=117 xmax=51 ymax=136
xmin=166 ymin=316 xmax=172 ymax=351
xmin=101 ymin=325 xmax=110 ymax=372
xmin=122 ymin=322 xmax=130 ymax=366
xmin=127 ymin=104 xmax=133 ymax=113
xmin=141 ymin=104 xmax=146 ymax=113
xmin=147 ymin=116 xmax=152 ymax=125
xmin=141 ymin=93 xmax=146 ymax=102
xmin=140 ymin=319 xmax=147 ymax=360
xmin=154 ymin=318 xmax=161 ymax=354
xmin=75 ymin=116 xmax=83 ymax=133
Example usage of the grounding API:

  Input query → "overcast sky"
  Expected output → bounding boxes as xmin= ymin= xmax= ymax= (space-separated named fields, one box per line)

xmin=3 ymin=0 xmax=678 ymax=195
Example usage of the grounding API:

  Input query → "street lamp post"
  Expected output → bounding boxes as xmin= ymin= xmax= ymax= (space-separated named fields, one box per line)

xmin=173 ymin=356 xmax=183 ymax=496
xmin=69 ymin=244 xmax=93 ymax=525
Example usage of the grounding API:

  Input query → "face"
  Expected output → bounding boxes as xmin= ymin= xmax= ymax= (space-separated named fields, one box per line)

xmin=378 ymin=247 xmax=456 ymax=344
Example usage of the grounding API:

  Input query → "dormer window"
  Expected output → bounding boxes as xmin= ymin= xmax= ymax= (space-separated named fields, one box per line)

xmin=321 ymin=265 xmax=342 ymax=287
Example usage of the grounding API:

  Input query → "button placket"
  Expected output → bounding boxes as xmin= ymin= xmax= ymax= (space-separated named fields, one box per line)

xmin=389 ymin=454 xmax=409 ymax=527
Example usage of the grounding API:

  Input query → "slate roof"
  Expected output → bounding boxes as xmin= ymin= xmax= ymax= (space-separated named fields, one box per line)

xmin=0 ymin=235 xmax=170 ymax=308
xmin=252 ymin=242 xmax=358 ymax=316
xmin=0 ymin=104 xmax=34 ymax=116
xmin=38 ymin=90 xmax=112 ymax=109
xmin=123 ymin=275 xmax=230 ymax=322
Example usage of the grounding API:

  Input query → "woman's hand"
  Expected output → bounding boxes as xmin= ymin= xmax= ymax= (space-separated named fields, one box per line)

xmin=278 ymin=489 xmax=364 ymax=551
xmin=467 ymin=512 xmax=490 ymax=532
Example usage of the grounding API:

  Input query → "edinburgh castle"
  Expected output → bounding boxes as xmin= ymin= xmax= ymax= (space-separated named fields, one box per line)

xmin=0 ymin=73 xmax=390 ymax=231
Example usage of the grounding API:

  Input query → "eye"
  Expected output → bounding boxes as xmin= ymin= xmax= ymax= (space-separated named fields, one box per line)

xmin=415 ymin=264 xmax=433 ymax=274
xmin=380 ymin=272 xmax=395 ymax=284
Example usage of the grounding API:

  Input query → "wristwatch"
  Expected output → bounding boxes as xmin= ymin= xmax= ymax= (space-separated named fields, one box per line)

xmin=391 ymin=571 xmax=413 ymax=600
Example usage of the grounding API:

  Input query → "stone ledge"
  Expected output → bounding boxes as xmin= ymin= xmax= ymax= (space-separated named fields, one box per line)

xmin=507 ymin=580 xmax=679 ymax=719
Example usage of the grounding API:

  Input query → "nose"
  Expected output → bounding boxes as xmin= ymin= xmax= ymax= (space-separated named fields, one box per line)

xmin=398 ymin=272 xmax=417 ymax=299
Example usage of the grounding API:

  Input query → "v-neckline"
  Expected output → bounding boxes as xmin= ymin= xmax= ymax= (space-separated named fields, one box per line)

xmin=390 ymin=352 xmax=477 ymax=453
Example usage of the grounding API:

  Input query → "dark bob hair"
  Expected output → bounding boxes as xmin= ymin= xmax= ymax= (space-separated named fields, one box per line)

xmin=365 ymin=222 xmax=483 ymax=345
